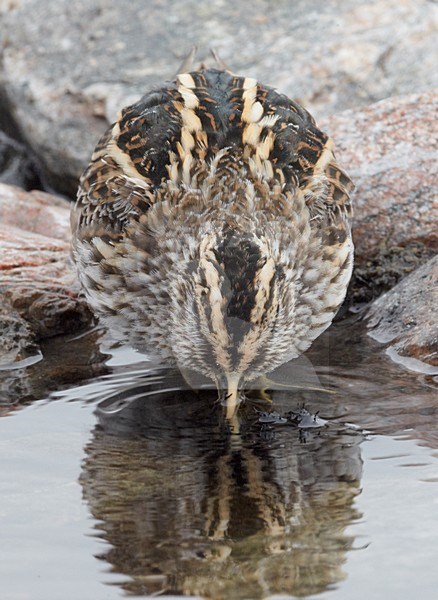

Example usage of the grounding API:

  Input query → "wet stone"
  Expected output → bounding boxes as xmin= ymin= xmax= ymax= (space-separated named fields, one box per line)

xmin=0 ymin=328 xmax=109 ymax=407
xmin=0 ymin=307 xmax=39 ymax=367
xmin=366 ymin=256 xmax=438 ymax=371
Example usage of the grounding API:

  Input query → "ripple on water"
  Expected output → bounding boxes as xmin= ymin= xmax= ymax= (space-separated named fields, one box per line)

xmin=0 ymin=319 xmax=437 ymax=599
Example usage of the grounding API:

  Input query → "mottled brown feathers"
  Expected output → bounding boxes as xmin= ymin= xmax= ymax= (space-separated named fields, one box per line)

xmin=74 ymin=68 xmax=351 ymax=240
xmin=71 ymin=67 xmax=354 ymax=416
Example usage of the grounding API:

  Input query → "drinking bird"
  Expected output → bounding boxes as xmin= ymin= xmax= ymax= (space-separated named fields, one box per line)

xmin=71 ymin=61 xmax=354 ymax=419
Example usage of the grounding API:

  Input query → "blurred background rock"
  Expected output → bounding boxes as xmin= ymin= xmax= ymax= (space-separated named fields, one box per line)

xmin=1 ymin=0 xmax=436 ymax=195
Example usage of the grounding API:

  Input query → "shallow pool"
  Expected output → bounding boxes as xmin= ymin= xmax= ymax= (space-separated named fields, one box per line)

xmin=0 ymin=319 xmax=437 ymax=599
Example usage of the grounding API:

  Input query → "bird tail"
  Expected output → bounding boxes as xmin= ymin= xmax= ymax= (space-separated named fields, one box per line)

xmin=175 ymin=46 xmax=234 ymax=75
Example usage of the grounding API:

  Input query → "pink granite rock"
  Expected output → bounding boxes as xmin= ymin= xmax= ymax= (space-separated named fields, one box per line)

xmin=0 ymin=184 xmax=91 ymax=366
xmin=0 ymin=183 xmax=71 ymax=240
xmin=320 ymin=90 xmax=438 ymax=302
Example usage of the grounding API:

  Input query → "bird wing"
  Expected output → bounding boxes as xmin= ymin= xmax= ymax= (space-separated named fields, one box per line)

xmin=72 ymin=68 xmax=354 ymax=243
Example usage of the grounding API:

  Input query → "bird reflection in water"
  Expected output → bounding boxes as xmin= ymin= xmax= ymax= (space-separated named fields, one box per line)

xmin=80 ymin=361 xmax=364 ymax=598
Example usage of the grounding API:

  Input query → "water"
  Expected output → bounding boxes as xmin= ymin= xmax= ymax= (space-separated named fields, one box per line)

xmin=0 ymin=318 xmax=437 ymax=600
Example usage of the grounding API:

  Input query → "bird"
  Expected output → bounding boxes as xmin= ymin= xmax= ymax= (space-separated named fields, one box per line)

xmin=71 ymin=57 xmax=354 ymax=420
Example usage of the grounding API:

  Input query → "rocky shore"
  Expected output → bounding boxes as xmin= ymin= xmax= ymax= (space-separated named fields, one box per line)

xmin=0 ymin=0 xmax=437 ymax=375
xmin=0 ymin=184 xmax=92 ymax=366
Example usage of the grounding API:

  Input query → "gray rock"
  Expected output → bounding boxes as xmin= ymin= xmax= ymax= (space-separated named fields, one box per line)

xmin=366 ymin=256 xmax=438 ymax=372
xmin=0 ymin=305 xmax=40 ymax=367
xmin=1 ymin=0 xmax=436 ymax=196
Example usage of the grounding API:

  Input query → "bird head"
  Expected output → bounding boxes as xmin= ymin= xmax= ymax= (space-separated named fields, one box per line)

xmin=169 ymin=225 xmax=300 ymax=419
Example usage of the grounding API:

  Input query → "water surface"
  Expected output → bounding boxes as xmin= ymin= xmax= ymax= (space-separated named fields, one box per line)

xmin=0 ymin=318 xmax=437 ymax=599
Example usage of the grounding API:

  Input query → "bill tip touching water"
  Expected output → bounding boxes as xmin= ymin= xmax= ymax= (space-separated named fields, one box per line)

xmin=71 ymin=53 xmax=354 ymax=420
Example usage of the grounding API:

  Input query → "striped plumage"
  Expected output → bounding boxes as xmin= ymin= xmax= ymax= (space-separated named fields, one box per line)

xmin=71 ymin=67 xmax=354 ymax=419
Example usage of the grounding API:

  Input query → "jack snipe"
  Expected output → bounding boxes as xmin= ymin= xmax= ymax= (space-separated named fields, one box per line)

xmin=71 ymin=61 xmax=354 ymax=419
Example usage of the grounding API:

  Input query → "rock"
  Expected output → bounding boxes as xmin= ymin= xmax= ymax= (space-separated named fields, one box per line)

xmin=0 ymin=326 xmax=109 ymax=407
xmin=0 ymin=130 xmax=40 ymax=189
xmin=0 ymin=182 xmax=72 ymax=239
xmin=0 ymin=0 xmax=436 ymax=196
xmin=366 ymin=256 xmax=438 ymax=371
xmin=320 ymin=90 xmax=438 ymax=303
xmin=0 ymin=305 xmax=40 ymax=367
xmin=0 ymin=183 xmax=92 ymax=367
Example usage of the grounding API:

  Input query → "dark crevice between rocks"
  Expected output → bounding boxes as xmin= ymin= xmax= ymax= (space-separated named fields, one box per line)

xmin=333 ymin=242 xmax=436 ymax=321
xmin=0 ymin=87 xmax=50 ymax=193
xmin=346 ymin=241 xmax=436 ymax=306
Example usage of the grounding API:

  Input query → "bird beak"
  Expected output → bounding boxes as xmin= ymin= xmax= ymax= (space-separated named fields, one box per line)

xmin=225 ymin=372 xmax=242 ymax=420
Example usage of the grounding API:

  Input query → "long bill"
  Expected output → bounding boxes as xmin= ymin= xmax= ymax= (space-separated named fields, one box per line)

xmin=225 ymin=372 xmax=242 ymax=420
